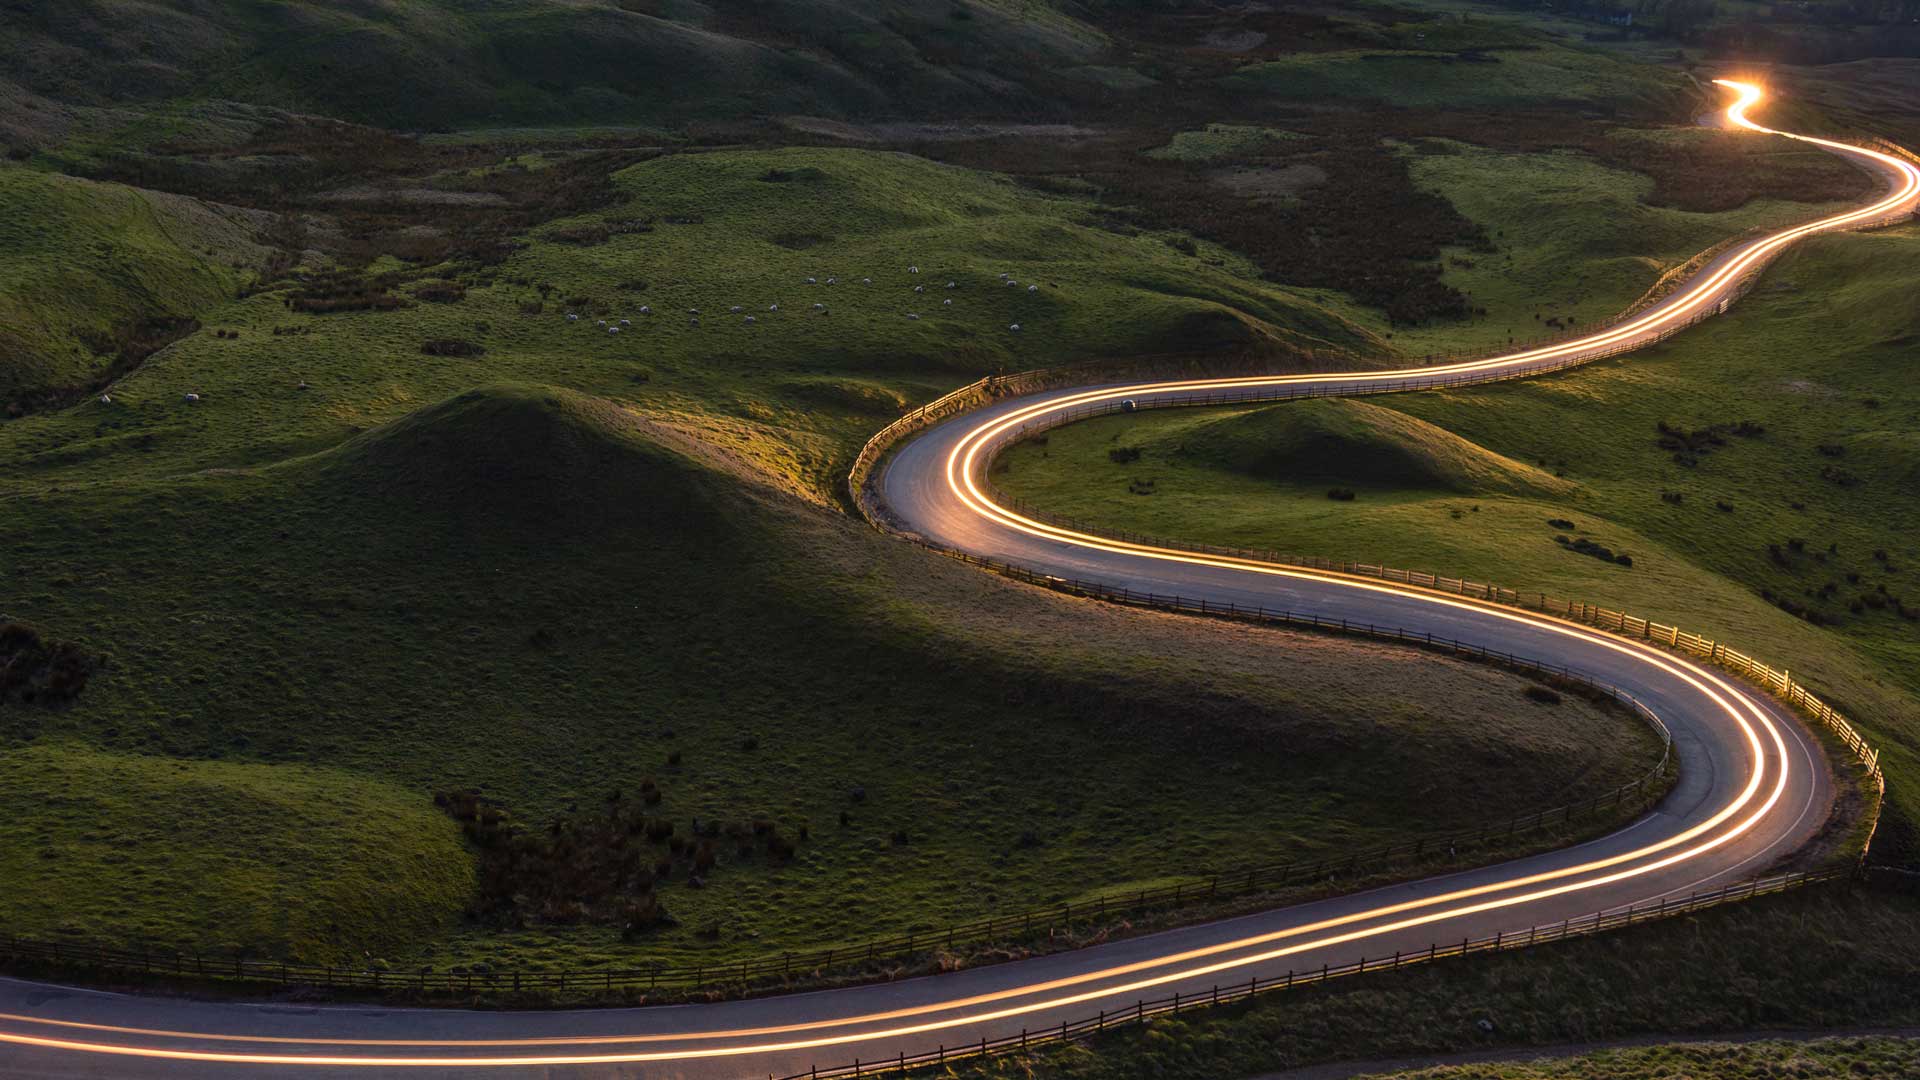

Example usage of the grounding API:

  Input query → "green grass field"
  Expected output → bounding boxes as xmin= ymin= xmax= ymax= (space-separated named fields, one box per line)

xmin=1350 ymin=1037 xmax=1920 ymax=1080
xmin=997 ymin=226 xmax=1920 ymax=861
xmin=1324 ymin=135 xmax=1855 ymax=356
xmin=939 ymin=886 xmax=1920 ymax=1080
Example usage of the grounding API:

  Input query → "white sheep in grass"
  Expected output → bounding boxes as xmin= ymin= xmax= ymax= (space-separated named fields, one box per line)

xmin=745 ymin=315 xmax=756 ymax=324
xmin=619 ymin=318 xmax=631 ymax=326
xmin=945 ymin=281 xmax=956 ymax=289
xmin=805 ymin=276 xmax=817 ymax=284
xmin=908 ymin=265 xmax=919 ymax=274
xmin=942 ymin=299 xmax=952 ymax=307
xmin=567 ymin=313 xmax=579 ymax=322
xmin=1006 ymin=279 xmax=1018 ymax=287
xmin=639 ymin=305 xmax=652 ymax=314
xmin=98 ymin=394 xmax=112 ymax=405
xmin=609 ymin=326 xmax=620 ymax=334
xmin=861 ymin=277 xmax=873 ymax=285
xmin=998 ymin=272 xmax=1010 ymax=279
xmin=826 ymin=277 xmax=837 ymax=285
xmin=689 ymin=317 xmax=701 ymax=327
xmin=769 ymin=303 xmax=780 ymax=312
xmin=812 ymin=302 xmax=826 ymax=311
xmin=688 ymin=308 xmax=700 ymax=315
xmin=907 ymin=313 xmax=920 ymax=320
xmin=1027 ymin=284 xmax=1038 ymax=293
xmin=184 ymin=392 xmax=202 ymax=402
xmin=1008 ymin=324 xmax=1021 ymax=332
xmin=913 ymin=285 xmax=924 ymax=294
xmin=729 ymin=305 xmax=744 ymax=313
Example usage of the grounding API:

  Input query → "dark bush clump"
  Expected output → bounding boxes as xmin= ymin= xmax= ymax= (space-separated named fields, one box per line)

xmin=1546 ymin=518 xmax=1576 ymax=530
xmin=413 ymin=280 xmax=467 ymax=303
xmin=1327 ymin=488 xmax=1356 ymax=501
xmin=420 ymin=338 xmax=484 ymax=357
xmin=1108 ymin=446 xmax=1143 ymax=464
xmin=0 ymin=622 xmax=96 ymax=707
xmin=1523 ymin=685 xmax=1563 ymax=705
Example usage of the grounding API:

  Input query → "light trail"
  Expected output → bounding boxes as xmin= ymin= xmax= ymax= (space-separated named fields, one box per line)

xmin=0 ymin=80 xmax=1905 ymax=1074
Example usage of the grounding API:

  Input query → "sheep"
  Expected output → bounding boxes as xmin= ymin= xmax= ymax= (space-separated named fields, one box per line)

xmin=1027 ymin=284 xmax=1038 ymax=293
xmin=1008 ymin=323 xmax=1021 ymax=332
xmin=805 ymin=276 xmax=817 ymax=284
xmin=812 ymin=302 xmax=826 ymax=311
xmin=98 ymin=394 xmax=112 ymax=405
xmin=907 ymin=313 xmax=920 ymax=320
xmin=945 ymin=281 xmax=956 ymax=289
xmin=998 ymin=272 xmax=1010 ymax=279
xmin=768 ymin=303 xmax=780 ymax=312
xmin=566 ymin=313 xmax=579 ymax=322
xmin=608 ymin=325 xmax=621 ymax=334
xmin=184 ymin=392 xmax=202 ymax=402
xmin=908 ymin=265 xmax=919 ymax=274
xmin=826 ymin=277 xmax=837 ymax=285
xmin=619 ymin=318 xmax=631 ymax=326
xmin=913 ymin=285 xmax=925 ymax=294
xmin=296 ymin=381 xmax=310 ymax=391
xmin=688 ymin=309 xmax=700 ymax=315
xmin=597 ymin=319 xmax=608 ymax=325
xmin=745 ymin=315 xmax=756 ymax=324
xmin=942 ymin=299 xmax=952 ymax=307
xmin=639 ymin=305 xmax=652 ymax=314
xmin=1005 ymin=279 xmax=1018 ymax=287
xmin=861 ymin=277 xmax=873 ymax=285
xmin=729 ymin=305 xmax=744 ymax=313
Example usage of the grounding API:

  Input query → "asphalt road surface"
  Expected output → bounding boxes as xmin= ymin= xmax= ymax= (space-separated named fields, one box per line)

xmin=0 ymin=82 xmax=1912 ymax=1080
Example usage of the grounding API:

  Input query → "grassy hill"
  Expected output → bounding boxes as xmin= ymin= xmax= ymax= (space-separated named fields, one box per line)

xmin=0 ymin=165 xmax=272 ymax=403
xmin=1148 ymin=398 xmax=1576 ymax=498
xmin=0 ymin=381 xmax=1658 ymax=968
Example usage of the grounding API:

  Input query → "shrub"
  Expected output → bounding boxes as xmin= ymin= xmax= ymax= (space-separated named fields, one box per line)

xmin=1546 ymin=518 xmax=1575 ymax=530
xmin=412 ymin=280 xmax=466 ymax=304
xmin=1523 ymin=685 xmax=1562 ymax=705
xmin=1660 ymin=491 xmax=1684 ymax=505
xmin=420 ymin=338 xmax=484 ymax=357
xmin=1108 ymin=446 xmax=1143 ymax=464
xmin=1816 ymin=443 xmax=1846 ymax=458
xmin=0 ymin=622 xmax=95 ymax=707
xmin=1327 ymin=488 xmax=1356 ymax=501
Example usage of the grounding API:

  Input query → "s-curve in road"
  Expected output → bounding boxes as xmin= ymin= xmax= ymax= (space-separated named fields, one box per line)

xmin=0 ymin=82 xmax=1908 ymax=1080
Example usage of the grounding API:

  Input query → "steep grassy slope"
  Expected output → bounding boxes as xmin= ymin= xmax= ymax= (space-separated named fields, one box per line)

xmin=0 ymin=165 xmax=270 ymax=401
xmin=0 ymin=0 xmax=1111 ymax=130
xmin=0 ymin=382 xmax=1658 ymax=969
xmin=0 ymin=742 xmax=473 ymax=963
xmin=999 ymin=225 xmax=1920 ymax=861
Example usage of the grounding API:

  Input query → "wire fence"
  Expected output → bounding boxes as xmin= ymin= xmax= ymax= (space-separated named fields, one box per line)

xmin=773 ymin=868 xmax=1853 ymax=1080
xmin=972 ymin=480 xmax=1887 ymax=863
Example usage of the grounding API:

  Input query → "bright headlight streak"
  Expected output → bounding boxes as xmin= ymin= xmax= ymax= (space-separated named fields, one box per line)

xmin=0 ymin=80 xmax=1885 ymax=1071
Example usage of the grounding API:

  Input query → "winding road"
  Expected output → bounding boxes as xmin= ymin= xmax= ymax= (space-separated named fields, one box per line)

xmin=0 ymin=81 xmax=1913 ymax=1079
